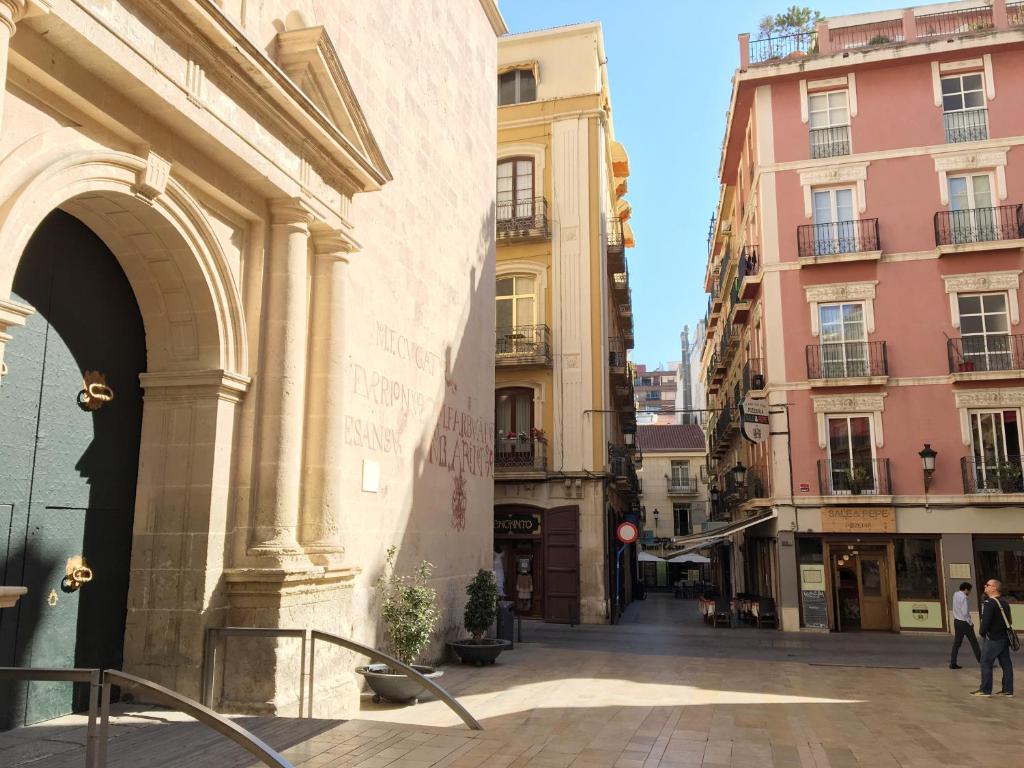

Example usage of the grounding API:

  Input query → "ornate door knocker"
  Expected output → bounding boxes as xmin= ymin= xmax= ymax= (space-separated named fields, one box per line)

xmin=61 ymin=555 xmax=94 ymax=593
xmin=78 ymin=371 xmax=114 ymax=411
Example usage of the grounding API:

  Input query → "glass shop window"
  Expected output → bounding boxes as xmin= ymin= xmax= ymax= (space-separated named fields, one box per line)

xmin=894 ymin=538 xmax=940 ymax=600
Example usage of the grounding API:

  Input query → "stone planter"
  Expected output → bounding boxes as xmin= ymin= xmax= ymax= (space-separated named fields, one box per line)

xmin=447 ymin=638 xmax=512 ymax=666
xmin=355 ymin=663 xmax=443 ymax=704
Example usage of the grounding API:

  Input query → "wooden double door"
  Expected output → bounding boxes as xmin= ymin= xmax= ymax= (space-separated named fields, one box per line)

xmin=829 ymin=543 xmax=894 ymax=631
xmin=0 ymin=211 xmax=145 ymax=728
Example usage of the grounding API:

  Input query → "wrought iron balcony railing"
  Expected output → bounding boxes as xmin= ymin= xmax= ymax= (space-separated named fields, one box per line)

xmin=961 ymin=456 xmax=1024 ymax=494
xmin=809 ymin=125 xmax=851 ymax=159
xmin=496 ymin=197 xmax=549 ymax=239
xmin=828 ymin=18 xmax=904 ymax=49
xmin=607 ymin=218 xmax=625 ymax=252
xmin=495 ymin=436 xmax=547 ymax=472
xmin=948 ymin=334 xmax=1024 ymax=374
xmin=944 ymin=109 xmax=988 ymax=144
xmin=806 ymin=341 xmax=888 ymax=380
xmin=609 ymin=335 xmax=627 ymax=369
xmin=1011 ymin=1 xmax=1024 ymax=27
xmin=917 ymin=5 xmax=993 ymax=38
xmin=749 ymin=30 xmax=817 ymax=64
xmin=817 ymin=458 xmax=891 ymax=496
xmin=742 ymin=358 xmax=766 ymax=394
xmin=934 ymin=205 xmax=1024 ymax=246
xmin=496 ymin=324 xmax=551 ymax=365
xmin=798 ymin=218 xmax=880 ymax=258
xmin=723 ymin=464 xmax=770 ymax=503
xmin=666 ymin=477 xmax=699 ymax=495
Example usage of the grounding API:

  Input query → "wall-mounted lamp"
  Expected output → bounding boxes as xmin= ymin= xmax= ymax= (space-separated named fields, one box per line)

xmin=623 ymin=432 xmax=634 ymax=446
xmin=732 ymin=461 xmax=747 ymax=487
xmin=919 ymin=443 xmax=938 ymax=492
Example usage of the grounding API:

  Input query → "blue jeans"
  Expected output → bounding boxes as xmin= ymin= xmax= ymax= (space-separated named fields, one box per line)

xmin=980 ymin=637 xmax=1014 ymax=694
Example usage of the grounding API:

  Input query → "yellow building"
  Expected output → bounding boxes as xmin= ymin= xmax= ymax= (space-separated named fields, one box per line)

xmin=493 ymin=23 xmax=639 ymax=624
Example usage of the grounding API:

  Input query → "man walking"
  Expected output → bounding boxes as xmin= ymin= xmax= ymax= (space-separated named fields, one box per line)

xmin=971 ymin=578 xmax=1014 ymax=697
xmin=950 ymin=582 xmax=980 ymax=669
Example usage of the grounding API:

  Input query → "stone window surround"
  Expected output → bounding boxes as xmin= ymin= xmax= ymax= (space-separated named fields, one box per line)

xmin=812 ymin=393 xmax=886 ymax=450
xmin=799 ymin=162 xmax=869 ymax=219
xmin=954 ymin=389 xmax=1024 ymax=446
xmin=497 ymin=379 xmax=547 ymax=433
xmin=932 ymin=148 xmax=1008 ymax=206
xmin=804 ymin=281 xmax=878 ymax=337
xmin=498 ymin=142 xmax=546 ymax=197
xmin=799 ymin=73 xmax=858 ymax=125
xmin=930 ymin=56 xmax=995 ymax=108
xmin=496 ymin=259 xmax=548 ymax=327
xmin=943 ymin=271 xmax=1021 ymax=329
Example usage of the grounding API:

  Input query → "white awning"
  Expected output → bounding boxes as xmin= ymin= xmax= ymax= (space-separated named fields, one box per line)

xmin=668 ymin=553 xmax=711 ymax=564
xmin=637 ymin=551 xmax=664 ymax=562
xmin=662 ymin=510 xmax=778 ymax=558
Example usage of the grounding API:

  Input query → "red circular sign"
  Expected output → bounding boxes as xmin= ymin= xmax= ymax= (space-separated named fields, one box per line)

xmin=616 ymin=521 xmax=639 ymax=544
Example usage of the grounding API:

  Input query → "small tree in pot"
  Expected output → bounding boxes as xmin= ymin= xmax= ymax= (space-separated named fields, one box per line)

xmin=447 ymin=569 xmax=511 ymax=666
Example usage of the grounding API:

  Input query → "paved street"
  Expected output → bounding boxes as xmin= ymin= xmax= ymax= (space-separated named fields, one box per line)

xmin=3 ymin=594 xmax=1020 ymax=767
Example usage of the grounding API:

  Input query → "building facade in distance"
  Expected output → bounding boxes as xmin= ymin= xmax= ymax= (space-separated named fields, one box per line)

xmin=698 ymin=0 xmax=1024 ymax=633
xmin=0 ymin=0 xmax=504 ymax=727
xmin=493 ymin=23 xmax=640 ymax=625
xmin=635 ymin=363 xmax=680 ymax=424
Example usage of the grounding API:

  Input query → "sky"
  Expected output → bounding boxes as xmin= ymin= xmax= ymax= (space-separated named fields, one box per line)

xmin=498 ymin=0 xmax=895 ymax=369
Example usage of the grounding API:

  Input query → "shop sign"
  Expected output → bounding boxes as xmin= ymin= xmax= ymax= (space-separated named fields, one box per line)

xmin=821 ymin=506 xmax=896 ymax=533
xmin=897 ymin=600 xmax=943 ymax=630
xmin=494 ymin=513 xmax=540 ymax=535
xmin=740 ymin=398 xmax=770 ymax=444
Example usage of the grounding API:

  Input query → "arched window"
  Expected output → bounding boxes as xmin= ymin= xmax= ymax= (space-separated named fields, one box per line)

xmin=496 ymin=274 xmax=537 ymax=356
xmin=497 ymin=157 xmax=534 ymax=222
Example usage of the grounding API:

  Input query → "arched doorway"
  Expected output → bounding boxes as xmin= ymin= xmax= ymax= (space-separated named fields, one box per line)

xmin=0 ymin=210 xmax=146 ymax=727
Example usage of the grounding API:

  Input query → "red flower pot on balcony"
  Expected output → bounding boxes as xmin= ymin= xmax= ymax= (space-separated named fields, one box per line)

xmin=958 ymin=361 xmax=976 ymax=373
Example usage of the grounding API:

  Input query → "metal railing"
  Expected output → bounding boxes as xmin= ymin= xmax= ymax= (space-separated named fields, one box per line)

xmin=961 ymin=456 xmax=1024 ymax=494
xmin=202 ymin=627 xmax=481 ymax=731
xmin=609 ymin=335 xmax=627 ymax=369
xmin=749 ymin=29 xmax=817 ymax=64
xmin=724 ymin=465 xmax=770 ymax=503
xmin=829 ymin=18 xmax=904 ymax=49
xmin=917 ymin=5 xmax=993 ymax=38
xmin=798 ymin=218 xmax=880 ymax=258
xmin=607 ymin=218 xmax=624 ymax=251
xmin=742 ymin=357 xmax=766 ymax=394
xmin=817 ymin=458 xmax=892 ymax=495
xmin=666 ymin=477 xmax=699 ymax=495
xmin=944 ymin=108 xmax=988 ymax=143
xmin=739 ymin=245 xmax=760 ymax=280
xmin=496 ymin=324 xmax=551 ymax=365
xmin=1010 ymin=2 xmax=1024 ymax=26
xmin=806 ymin=341 xmax=888 ymax=380
xmin=496 ymin=197 xmax=548 ymax=238
xmin=948 ymin=334 xmax=1024 ymax=373
xmin=495 ymin=436 xmax=547 ymax=471
xmin=809 ymin=125 xmax=851 ymax=158
xmin=0 ymin=667 xmax=292 ymax=768
xmin=934 ymin=205 xmax=1024 ymax=246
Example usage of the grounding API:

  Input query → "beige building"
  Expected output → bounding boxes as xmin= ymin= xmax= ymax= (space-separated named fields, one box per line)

xmin=493 ymin=22 xmax=640 ymax=625
xmin=0 ymin=0 xmax=505 ymax=726
xmin=636 ymin=425 xmax=710 ymax=546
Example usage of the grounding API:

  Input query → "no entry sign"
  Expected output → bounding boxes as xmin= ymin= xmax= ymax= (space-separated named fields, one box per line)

xmin=616 ymin=521 xmax=639 ymax=544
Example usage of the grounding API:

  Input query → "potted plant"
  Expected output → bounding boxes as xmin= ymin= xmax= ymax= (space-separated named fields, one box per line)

xmin=447 ymin=570 xmax=511 ymax=666
xmin=356 ymin=546 xmax=442 ymax=704
xmin=845 ymin=465 xmax=873 ymax=495
xmin=992 ymin=461 xmax=1023 ymax=493
xmin=868 ymin=34 xmax=891 ymax=45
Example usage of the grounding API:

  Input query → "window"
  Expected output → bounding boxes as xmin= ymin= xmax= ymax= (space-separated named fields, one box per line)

xmin=958 ymin=293 xmax=1011 ymax=372
xmin=826 ymin=415 xmax=875 ymax=493
xmin=672 ymin=504 xmax=691 ymax=536
xmin=496 ymin=275 xmax=536 ymax=355
xmin=670 ymin=460 xmax=690 ymax=484
xmin=818 ymin=302 xmax=868 ymax=378
xmin=894 ymin=539 xmax=940 ymax=600
xmin=947 ymin=173 xmax=996 ymax=243
xmin=811 ymin=187 xmax=857 ymax=254
xmin=498 ymin=68 xmax=536 ymax=106
xmin=808 ymin=90 xmax=850 ymax=158
xmin=974 ymin=538 xmax=1024 ymax=602
xmin=942 ymin=73 xmax=987 ymax=143
xmin=497 ymin=158 xmax=535 ymax=225
xmin=495 ymin=388 xmax=535 ymax=466
xmin=645 ymin=391 xmax=661 ymax=401
xmin=968 ymin=409 xmax=1022 ymax=491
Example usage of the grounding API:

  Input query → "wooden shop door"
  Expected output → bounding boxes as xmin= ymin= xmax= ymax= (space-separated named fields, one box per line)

xmin=543 ymin=506 xmax=580 ymax=624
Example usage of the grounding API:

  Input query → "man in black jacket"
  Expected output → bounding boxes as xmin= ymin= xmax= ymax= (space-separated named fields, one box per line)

xmin=971 ymin=578 xmax=1014 ymax=697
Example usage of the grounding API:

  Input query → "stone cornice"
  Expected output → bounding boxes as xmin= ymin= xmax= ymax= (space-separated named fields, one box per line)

xmin=477 ymin=0 xmax=507 ymax=35
xmin=140 ymin=369 xmax=251 ymax=403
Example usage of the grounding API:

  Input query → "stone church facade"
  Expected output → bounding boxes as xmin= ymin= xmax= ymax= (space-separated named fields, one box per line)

xmin=0 ymin=0 xmax=503 ymax=724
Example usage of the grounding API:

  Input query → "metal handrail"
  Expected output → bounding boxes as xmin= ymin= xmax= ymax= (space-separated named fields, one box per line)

xmin=203 ymin=627 xmax=482 ymax=731
xmin=100 ymin=670 xmax=291 ymax=768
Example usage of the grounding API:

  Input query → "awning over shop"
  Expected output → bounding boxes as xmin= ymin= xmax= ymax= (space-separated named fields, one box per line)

xmin=611 ymin=140 xmax=630 ymax=177
xmin=661 ymin=510 xmax=777 ymax=558
xmin=668 ymin=553 xmax=710 ymax=564
xmin=622 ymin=221 xmax=635 ymax=248
xmin=616 ymin=199 xmax=632 ymax=223
xmin=637 ymin=551 xmax=664 ymax=562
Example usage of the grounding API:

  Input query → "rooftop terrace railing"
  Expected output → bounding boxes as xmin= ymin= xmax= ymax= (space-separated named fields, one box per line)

xmin=828 ymin=18 xmax=905 ymax=48
xmin=916 ymin=5 xmax=993 ymax=38
xmin=1010 ymin=1 xmax=1024 ymax=25
xmin=748 ymin=29 xmax=817 ymax=64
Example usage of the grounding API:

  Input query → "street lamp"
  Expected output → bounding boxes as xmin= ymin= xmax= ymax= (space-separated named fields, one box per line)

xmin=919 ymin=443 xmax=938 ymax=491
xmin=623 ymin=431 xmax=634 ymax=447
xmin=732 ymin=461 xmax=748 ymax=487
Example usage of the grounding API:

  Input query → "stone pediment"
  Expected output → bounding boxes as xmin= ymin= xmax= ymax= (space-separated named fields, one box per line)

xmin=276 ymin=26 xmax=392 ymax=189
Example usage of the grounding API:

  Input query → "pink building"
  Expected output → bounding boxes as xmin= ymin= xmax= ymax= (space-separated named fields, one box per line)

xmin=696 ymin=0 xmax=1024 ymax=633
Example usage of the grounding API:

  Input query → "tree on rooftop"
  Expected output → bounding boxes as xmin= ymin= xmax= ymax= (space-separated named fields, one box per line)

xmin=758 ymin=6 xmax=823 ymax=38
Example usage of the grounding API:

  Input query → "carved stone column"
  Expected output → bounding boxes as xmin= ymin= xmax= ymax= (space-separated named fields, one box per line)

xmin=0 ymin=1 xmax=50 ymax=132
xmin=300 ymin=229 xmax=357 ymax=552
xmin=249 ymin=199 xmax=314 ymax=555
xmin=0 ymin=298 xmax=33 ymax=387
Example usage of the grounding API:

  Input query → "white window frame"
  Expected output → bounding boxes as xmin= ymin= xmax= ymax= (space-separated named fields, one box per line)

xmin=947 ymin=172 xmax=998 ymax=243
xmin=670 ymin=460 xmax=690 ymax=483
xmin=968 ymin=408 xmax=1023 ymax=491
xmin=957 ymin=292 xmax=1013 ymax=373
xmin=808 ymin=89 xmax=850 ymax=129
xmin=817 ymin=301 xmax=869 ymax=378
xmin=825 ymin=413 xmax=878 ymax=494
xmin=672 ymin=504 xmax=691 ymax=536
xmin=940 ymin=72 xmax=986 ymax=114
xmin=810 ymin=186 xmax=859 ymax=255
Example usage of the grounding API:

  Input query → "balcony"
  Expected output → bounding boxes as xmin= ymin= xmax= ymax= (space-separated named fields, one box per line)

xmin=666 ymin=477 xmax=699 ymax=495
xmin=742 ymin=358 xmax=766 ymax=396
xmin=948 ymin=334 xmax=1024 ymax=380
xmin=944 ymin=109 xmax=988 ymax=144
xmin=609 ymin=335 xmax=628 ymax=375
xmin=610 ymin=451 xmax=640 ymax=494
xmin=748 ymin=29 xmax=817 ymax=65
xmin=809 ymin=125 xmax=850 ymax=159
xmin=1011 ymin=2 xmax=1024 ymax=26
xmin=607 ymin=219 xmax=625 ymax=272
xmin=817 ymin=458 xmax=892 ymax=496
xmin=828 ymin=18 xmax=904 ymax=49
xmin=737 ymin=246 xmax=761 ymax=301
xmin=496 ymin=197 xmax=549 ymax=241
xmin=961 ymin=456 xmax=1024 ymax=494
xmin=723 ymin=464 xmax=770 ymax=505
xmin=495 ymin=435 xmax=547 ymax=474
xmin=706 ymin=296 xmax=718 ymax=331
xmin=806 ymin=341 xmax=888 ymax=384
xmin=916 ymin=5 xmax=993 ymax=38
xmin=797 ymin=219 xmax=880 ymax=263
xmin=934 ymin=205 xmax=1024 ymax=251
xmin=496 ymin=324 xmax=551 ymax=366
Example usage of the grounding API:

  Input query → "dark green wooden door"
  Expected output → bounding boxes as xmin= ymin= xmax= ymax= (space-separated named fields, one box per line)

xmin=0 ymin=210 xmax=145 ymax=728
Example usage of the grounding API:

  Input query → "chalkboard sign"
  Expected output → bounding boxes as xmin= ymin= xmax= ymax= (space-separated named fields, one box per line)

xmin=801 ymin=589 xmax=828 ymax=629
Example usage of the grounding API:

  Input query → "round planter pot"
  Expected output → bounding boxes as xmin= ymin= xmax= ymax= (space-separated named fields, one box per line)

xmin=447 ymin=638 xmax=512 ymax=666
xmin=355 ymin=663 xmax=443 ymax=705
